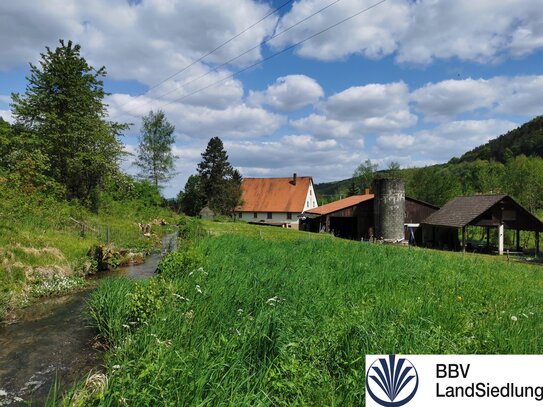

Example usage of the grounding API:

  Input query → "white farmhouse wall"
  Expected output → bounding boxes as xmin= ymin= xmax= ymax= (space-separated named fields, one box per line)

xmin=303 ymin=181 xmax=318 ymax=211
xmin=238 ymin=211 xmax=300 ymax=224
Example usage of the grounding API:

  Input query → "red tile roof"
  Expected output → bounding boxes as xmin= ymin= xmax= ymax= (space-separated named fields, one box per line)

xmin=305 ymin=194 xmax=374 ymax=216
xmin=238 ymin=177 xmax=313 ymax=213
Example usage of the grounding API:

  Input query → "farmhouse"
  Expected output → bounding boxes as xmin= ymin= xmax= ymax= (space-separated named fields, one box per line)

xmin=421 ymin=194 xmax=542 ymax=256
xmin=300 ymin=180 xmax=438 ymax=244
xmin=235 ymin=174 xmax=318 ymax=228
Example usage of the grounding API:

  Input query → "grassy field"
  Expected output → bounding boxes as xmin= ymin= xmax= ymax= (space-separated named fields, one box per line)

xmin=61 ymin=218 xmax=543 ymax=406
xmin=0 ymin=183 xmax=177 ymax=320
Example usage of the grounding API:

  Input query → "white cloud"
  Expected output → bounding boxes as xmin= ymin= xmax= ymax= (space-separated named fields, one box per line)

xmin=322 ymin=82 xmax=417 ymax=131
xmin=290 ymin=114 xmax=355 ymax=139
xmin=272 ymin=0 xmax=543 ymax=65
xmin=412 ymin=75 xmax=543 ymax=121
xmin=270 ymin=0 xmax=409 ymax=61
xmin=376 ymin=134 xmax=415 ymax=150
xmin=0 ymin=110 xmax=13 ymax=123
xmin=406 ymin=120 xmax=519 ymax=161
xmin=248 ymin=75 xmax=324 ymax=112
xmin=0 ymin=0 xmax=275 ymax=85
xmin=107 ymin=93 xmax=286 ymax=140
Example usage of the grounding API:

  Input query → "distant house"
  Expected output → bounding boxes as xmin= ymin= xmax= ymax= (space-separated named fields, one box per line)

xmin=235 ymin=174 xmax=318 ymax=228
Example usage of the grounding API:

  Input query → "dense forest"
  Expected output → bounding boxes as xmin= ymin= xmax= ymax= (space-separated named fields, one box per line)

xmin=455 ymin=116 xmax=543 ymax=163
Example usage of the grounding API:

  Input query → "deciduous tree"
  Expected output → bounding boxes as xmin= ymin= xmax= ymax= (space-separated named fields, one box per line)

xmin=135 ymin=110 xmax=176 ymax=189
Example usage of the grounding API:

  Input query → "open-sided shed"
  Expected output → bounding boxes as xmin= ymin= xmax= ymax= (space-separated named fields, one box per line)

xmin=421 ymin=194 xmax=542 ymax=256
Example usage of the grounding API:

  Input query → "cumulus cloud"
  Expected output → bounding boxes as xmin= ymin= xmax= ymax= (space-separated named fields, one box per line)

xmin=270 ymin=0 xmax=409 ymax=61
xmin=290 ymin=114 xmax=355 ymax=139
xmin=396 ymin=120 xmax=519 ymax=161
xmin=272 ymin=0 xmax=543 ymax=64
xmin=107 ymin=93 xmax=285 ymax=140
xmin=322 ymin=82 xmax=417 ymax=131
xmin=0 ymin=0 xmax=275 ymax=85
xmin=412 ymin=75 xmax=543 ymax=121
xmin=248 ymin=75 xmax=324 ymax=112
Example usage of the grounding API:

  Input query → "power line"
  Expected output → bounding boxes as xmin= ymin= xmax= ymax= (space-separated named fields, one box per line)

xmin=120 ymin=0 xmax=295 ymax=111
xmin=162 ymin=0 xmax=387 ymax=109
xmin=146 ymin=0 xmax=345 ymax=106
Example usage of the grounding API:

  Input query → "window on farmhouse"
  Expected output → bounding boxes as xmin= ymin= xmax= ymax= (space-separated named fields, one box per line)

xmin=253 ymin=212 xmax=257 ymax=218
xmin=267 ymin=212 xmax=272 ymax=219
xmin=287 ymin=212 xmax=292 ymax=220
xmin=238 ymin=212 xmax=242 ymax=219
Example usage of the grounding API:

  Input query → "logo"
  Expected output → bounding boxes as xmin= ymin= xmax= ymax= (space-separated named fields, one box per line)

xmin=366 ymin=355 xmax=419 ymax=407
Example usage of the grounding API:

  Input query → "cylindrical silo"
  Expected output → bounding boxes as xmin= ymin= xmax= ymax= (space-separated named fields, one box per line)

xmin=373 ymin=178 xmax=405 ymax=242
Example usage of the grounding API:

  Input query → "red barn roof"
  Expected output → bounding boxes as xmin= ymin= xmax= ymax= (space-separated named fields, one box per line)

xmin=238 ymin=176 xmax=313 ymax=213
xmin=305 ymin=194 xmax=374 ymax=216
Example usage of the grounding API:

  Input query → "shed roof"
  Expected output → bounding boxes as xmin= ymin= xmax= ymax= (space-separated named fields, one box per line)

xmin=305 ymin=194 xmax=374 ymax=216
xmin=422 ymin=195 xmax=506 ymax=228
xmin=238 ymin=176 xmax=313 ymax=213
xmin=422 ymin=194 xmax=543 ymax=231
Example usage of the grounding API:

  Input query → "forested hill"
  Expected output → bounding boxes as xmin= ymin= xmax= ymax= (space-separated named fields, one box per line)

xmin=455 ymin=115 xmax=543 ymax=163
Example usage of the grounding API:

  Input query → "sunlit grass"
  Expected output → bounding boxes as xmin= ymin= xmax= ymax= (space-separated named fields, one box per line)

xmin=68 ymin=221 xmax=543 ymax=406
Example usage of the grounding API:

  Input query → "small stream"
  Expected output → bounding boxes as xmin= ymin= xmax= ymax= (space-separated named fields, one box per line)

xmin=0 ymin=234 xmax=176 ymax=406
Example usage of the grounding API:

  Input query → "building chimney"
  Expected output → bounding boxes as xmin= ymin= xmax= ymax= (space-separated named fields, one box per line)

xmin=291 ymin=173 xmax=297 ymax=185
xmin=364 ymin=187 xmax=370 ymax=195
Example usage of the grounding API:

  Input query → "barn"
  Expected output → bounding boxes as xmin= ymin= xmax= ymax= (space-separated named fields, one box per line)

xmin=300 ymin=181 xmax=438 ymax=244
xmin=421 ymin=194 xmax=542 ymax=256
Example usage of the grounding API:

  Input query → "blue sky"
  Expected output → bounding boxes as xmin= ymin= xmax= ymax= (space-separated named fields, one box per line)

xmin=1 ymin=0 xmax=542 ymax=197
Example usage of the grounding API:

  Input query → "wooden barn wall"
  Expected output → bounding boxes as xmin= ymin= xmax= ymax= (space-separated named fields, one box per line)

xmin=405 ymin=200 xmax=438 ymax=223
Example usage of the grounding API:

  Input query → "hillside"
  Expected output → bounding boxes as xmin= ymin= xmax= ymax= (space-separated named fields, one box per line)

xmin=456 ymin=115 xmax=543 ymax=163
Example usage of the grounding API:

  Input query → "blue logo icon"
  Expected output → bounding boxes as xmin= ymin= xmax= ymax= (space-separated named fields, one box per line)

xmin=366 ymin=355 xmax=419 ymax=407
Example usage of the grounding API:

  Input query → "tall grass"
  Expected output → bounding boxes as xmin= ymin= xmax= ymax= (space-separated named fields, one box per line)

xmin=72 ymin=229 xmax=543 ymax=406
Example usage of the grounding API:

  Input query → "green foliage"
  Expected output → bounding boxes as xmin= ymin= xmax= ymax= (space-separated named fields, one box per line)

xmin=196 ymin=137 xmax=242 ymax=215
xmin=346 ymin=180 xmax=359 ymax=197
xmin=459 ymin=116 xmax=543 ymax=163
xmin=129 ymin=278 xmax=164 ymax=324
xmin=10 ymin=39 xmax=127 ymax=205
xmin=79 ymin=228 xmax=543 ymax=405
xmin=135 ymin=110 xmax=176 ymax=189
xmin=353 ymin=159 xmax=378 ymax=190
xmin=156 ymin=246 xmax=203 ymax=278
xmin=176 ymin=216 xmax=204 ymax=240
xmin=178 ymin=174 xmax=205 ymax=216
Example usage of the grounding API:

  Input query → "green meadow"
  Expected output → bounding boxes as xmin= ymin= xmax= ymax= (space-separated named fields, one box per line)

xmin=62 ymin=218 xmax=543 ymax=406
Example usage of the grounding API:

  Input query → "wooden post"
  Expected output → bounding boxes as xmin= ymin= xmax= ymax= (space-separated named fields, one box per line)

xmin=516 ymin=229 xmax=520 ymax=252
xmin=498 ymin=224 xmax=504 ymax=256
xmin=461 ymin=226 xmax=466 ymax=252
xmin=536 ymin=231 xmax=540 ymax=258
xmin=486 ymin=227 xmax=490 ymax=248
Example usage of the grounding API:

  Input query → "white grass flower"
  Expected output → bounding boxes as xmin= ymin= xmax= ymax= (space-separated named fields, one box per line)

xmin=0 ymin=389 xmax=7 ymax=397
xmin=173 ymin=293 xmax=188 ymax=301
xmin=188 ymin=271 xmax=193 ymax=277
xmin=511 ymin=315 xmax=518 ymax=321
xmin=237 ymin=308 xmax=244 ymax=314
xmin=112 ymin=365 xmax=121 ymax=370
xmin=266 ymin=296 xmax=282 ymax=306
xmin=195 ymin=285 xmax=202 ymax=294
xmin=122 ymin=324 xmax=130 ymax=329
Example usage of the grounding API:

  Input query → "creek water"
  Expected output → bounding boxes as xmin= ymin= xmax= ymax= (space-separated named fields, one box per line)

xmin=0 ymin=234 xmax=176 ymax=406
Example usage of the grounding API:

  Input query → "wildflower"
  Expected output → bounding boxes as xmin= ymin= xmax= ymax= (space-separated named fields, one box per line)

xmin=173 ymin=293 xmax=188 ymax=301
xmin=195 ymin=285 xmax=202 ymax=294
xmin=456 ymin=295 xmax=463 ymax=302
xmin=112 ymin=365 xmax=121 ymax=370
xmin=266 ymin=296 xmax=282 ymax=306
xmin=511 ymin=316 xmax=518 ymax=322
xmin=237 ymin=308 xmax=244 ymax=315
xmin=122 ymin=324 xmax=130 ymax=329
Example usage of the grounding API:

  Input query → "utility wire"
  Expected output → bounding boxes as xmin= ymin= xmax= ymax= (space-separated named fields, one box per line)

xmin=162 ymin=0 xmax=387 ymax=109
xmin=146 ymin=0 xmax=344 ymax=105
xmin=120 ymin=0 xmax=295 ymax=111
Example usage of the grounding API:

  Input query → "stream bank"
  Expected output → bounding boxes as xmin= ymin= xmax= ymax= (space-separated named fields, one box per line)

xmin=0 ymin=234 xmax=176 ymax=406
